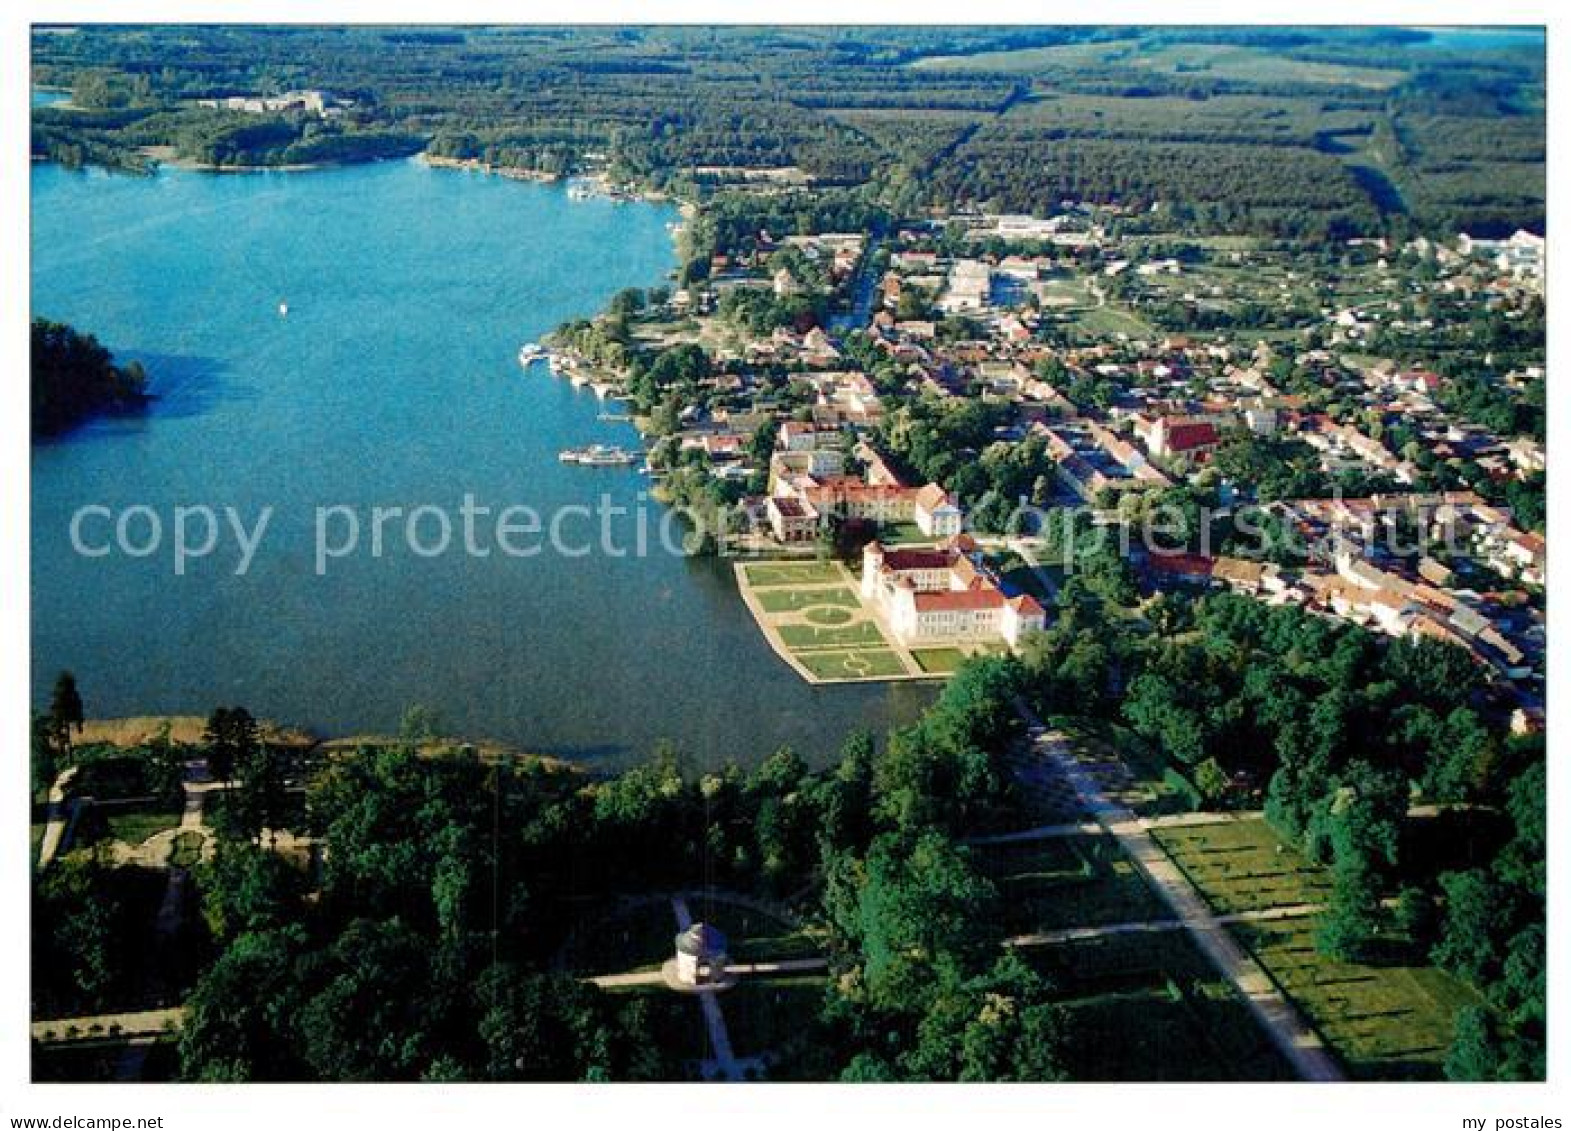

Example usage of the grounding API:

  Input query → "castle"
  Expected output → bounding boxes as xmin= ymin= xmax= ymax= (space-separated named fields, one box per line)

xmin=861 ymin=538 xmax=1045 ymax=649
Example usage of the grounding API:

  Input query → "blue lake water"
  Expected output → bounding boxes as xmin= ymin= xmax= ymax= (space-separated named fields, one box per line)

xmin=31 ymin=158 xmax=931 ymax=768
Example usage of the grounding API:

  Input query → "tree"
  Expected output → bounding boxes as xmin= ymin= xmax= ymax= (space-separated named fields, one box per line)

xmin=180 ymin=925 xmax=309 ymax=1081
xmin=198 ymin=841 xmax=305 ymax=943
xmin=1432 ymin=869 xmax=1505 ymax=983
xmin=234 ymin=739 xmax=289 ymax=845
xmin=1445 ymin=1005 xmax=1503 ymax=1082
xmin=203 ymin=708 xmax=237 ymax=785
xmin=48 ymin=670 xmax=84 ymax=759
xmin=836 ymin=830 xmax=999 ymax=1013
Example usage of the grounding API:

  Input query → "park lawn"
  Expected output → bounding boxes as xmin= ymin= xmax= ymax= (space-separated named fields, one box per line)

xmin=796 ymin=650 xmax=907 ymax=681
xmin=680 ymin=896 xmax=821 ymax=965
xmin=1152 ymin=818 xmax=1334 ymax=916
xmin=102 ymin=801 xmax=184 ymax=848
xmin=1233 ymin=918 xmax=1481 ymax=1080
xmin=755 ymin=587 xmax=861 ymax=614
xmin=721 ymin=974 xmax=829 ymax=1071
xmin=975 ymin=834 xmax=1167 ymax=934
xmin=1017 ymin=930 xmax=1294 ymax=1081
xmin=910 ymin=647 xmax=967 ymax=675
xmin=168 ymin=831 xmax=204 ymax=869
xmin=777 ymin=621 xmax=888 ymax=651
xmin=1068 ymin=304 xmax=1154 ymax=339
xmin=562 ymin=900 xmax=681 ymax=978
xmin=742 ymin=561 xmax=845 ymax=588
xmin=875 ymin=521 xmax=929 ymax=544
xmin=1041 ymin=716 xmax=1190 ymax=817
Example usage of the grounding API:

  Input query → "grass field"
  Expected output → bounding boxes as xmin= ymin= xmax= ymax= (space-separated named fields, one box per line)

xmin=796 ymin=649 xmax=907 ymax=680
xmin=1017 ymin=930 xmax=1295 ymax=1081
xmin=755 ymin=587 xmax=861 ymax=614
xmin=1152 ymin=818 xmax=1335 ymax=916
xmin=1065 ymin=304 xmax=1155 ymax=339
xmin=680 ymin=896 xmax=820 ymax=965
xmin=976 ymin=834 xmax=1168 ymax=934
xmin=101 ymin=801 xmax=183 ymax=848
xmin=168 ymin=830 xmax=204 ymax=869
xmin=910 ymin=647 xmax=967 ymax=675
xmin=742 ymin=561 xmax=846 ymax=588
xmin=912 ymin=38 xmax=1406 ymax=90
xmin=735 ymin=560 xmax=940 ymax=684
xmin=776 ymin=621 xmax=889 ymax=651
xmin=1234 ymin=919 xmax=1480 ymax=1080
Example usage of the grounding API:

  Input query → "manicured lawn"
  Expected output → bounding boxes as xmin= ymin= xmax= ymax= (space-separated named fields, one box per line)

xmin=875 ymin=521 xmax=928 ymax=544
xmin=910 ymin=647 xmax=967 ymax=675
xmin=1017 ymin=930 xmax=1294 ymax=1081
xmin=1234 ymin=919 xmax=1480 ymax=1080
xmin=168 ymin=831 xmax=205 ymax=869
xmin=1152 ymin=818 xmax=1334 ymax=916
xmin=801 ymin=605 xmax=854 ymax=626
xmin=755 ymin=586 xmax=860 ymax=613
xmin=777 ymin=621 xmax=888 ymax=651
xmin=743 ymin=561 xmax=845 ymax=588
xmin=102 ymin=801 xmax=183 ymax=848
xmin=976 ymin=834 xmax=1167 ymax=933
xmin=796 ymin=650 xmax=906 ymax=681
xmin=680 ymin=895 xmax=821 ymax=965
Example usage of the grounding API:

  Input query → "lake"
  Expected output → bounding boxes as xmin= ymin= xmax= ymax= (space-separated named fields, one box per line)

xmin=31 ymin=158 xmax=932 ymax=768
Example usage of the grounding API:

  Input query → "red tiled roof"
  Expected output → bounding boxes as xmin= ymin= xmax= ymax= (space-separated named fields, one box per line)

xmin=1010 ymin=594 xmax=1045 ymax=617
xmin=914 ymin=589 xmax=1007 ymax=613
xmin=881 ymin=548 xmax=956 ymax=571
xmin=1146 ymin=552 xmax=1216 ymax=578
xmin=1164 ymin=421 xmax=1219 ymax=452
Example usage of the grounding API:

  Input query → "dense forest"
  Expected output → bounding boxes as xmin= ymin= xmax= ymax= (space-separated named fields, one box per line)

xmin=34 ymin=571 xmax=1543 ymax=1080
xmin=30 ymin=318 xmax=150 ymax=436
xmin=31 ymin=25 xmax=1544 ymax=237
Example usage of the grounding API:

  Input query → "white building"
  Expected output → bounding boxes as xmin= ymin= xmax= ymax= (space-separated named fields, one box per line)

xmin=914 ymin=483 xmax=963 ymax=538
xmin=862 ymin=541 xmax=1045 ymax=649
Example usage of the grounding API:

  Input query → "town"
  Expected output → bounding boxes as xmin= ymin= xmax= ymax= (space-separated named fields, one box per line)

xmin=541 ymin=201 xmax=1544 ymax=716
xmin=28 ymin=23 xmax=1546 ymax=1093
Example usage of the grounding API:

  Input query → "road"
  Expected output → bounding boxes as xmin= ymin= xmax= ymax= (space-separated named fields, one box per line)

xmin=1013 ymin=698 xmax=1346 ymax=1082
xmin=670 ymin=896 xmax=742 ymax=1082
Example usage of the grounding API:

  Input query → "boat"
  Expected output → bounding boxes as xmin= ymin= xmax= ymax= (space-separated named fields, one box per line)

xmin=566 ymin=181 xmax=594 ymax=201
xmin=517 ymin=342 xmax=545 ymax=367
xmin=278 ymin=301 xmax=289 ymax=317
xmin=559 ymin=444 xmax=638 ymax=467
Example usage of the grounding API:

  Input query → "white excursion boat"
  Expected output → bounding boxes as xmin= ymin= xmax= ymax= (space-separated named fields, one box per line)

xmin=517 ymin=342 xmax=545 ymax=367
xmin=559 ymin=444 xmax=637 ymax=467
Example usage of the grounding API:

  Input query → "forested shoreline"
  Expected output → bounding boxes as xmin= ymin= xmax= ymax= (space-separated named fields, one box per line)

xmin=31 ymin=318 xmax=150 ymax=436
xmin=30 ymin=25 xmax=1545 ymax=238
